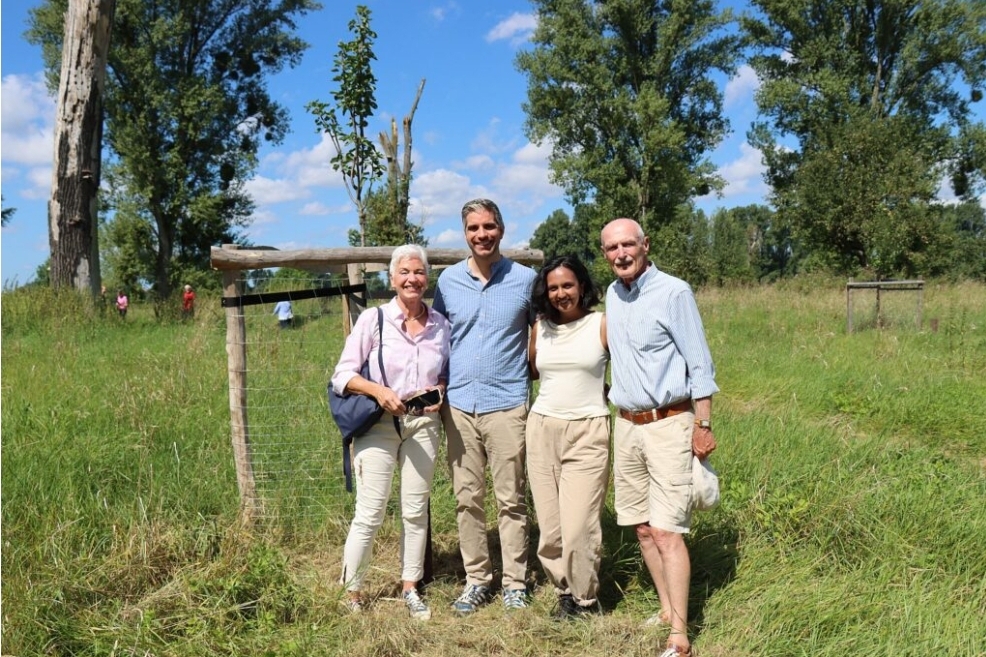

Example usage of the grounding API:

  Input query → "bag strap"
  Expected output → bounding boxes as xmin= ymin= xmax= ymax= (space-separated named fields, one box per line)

xmin=375 ymin=307 xmax=401 ymax=438
xmin=342 ymin=307 xmax=398 ymax=492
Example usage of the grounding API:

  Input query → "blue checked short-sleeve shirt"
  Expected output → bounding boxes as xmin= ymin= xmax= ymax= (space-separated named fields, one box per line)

xmin=433 ymin=257 xmax=536 ymax=413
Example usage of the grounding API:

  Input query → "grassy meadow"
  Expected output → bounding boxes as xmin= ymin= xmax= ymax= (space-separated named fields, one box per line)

xmin=2 ymin=279 xmax=985 ymax=656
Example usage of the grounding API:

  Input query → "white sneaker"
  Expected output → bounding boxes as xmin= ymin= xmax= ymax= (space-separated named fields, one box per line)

xmin=403 ymin=588 xmax=431 ymax=621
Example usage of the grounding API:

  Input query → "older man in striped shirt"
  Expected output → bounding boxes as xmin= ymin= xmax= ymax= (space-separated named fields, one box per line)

xmin=433 ymin=198 xmax=537 ymax=614
xmin=601 ymin=218 xmax=718 ymax=657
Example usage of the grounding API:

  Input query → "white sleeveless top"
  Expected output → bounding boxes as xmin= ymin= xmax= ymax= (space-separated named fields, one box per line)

xmin=530 ymin=311 xmax=609 ymax=419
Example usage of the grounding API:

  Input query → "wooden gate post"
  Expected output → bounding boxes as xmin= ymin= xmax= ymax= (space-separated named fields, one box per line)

xmin=222 ymin=245 xmax=260 ymax=523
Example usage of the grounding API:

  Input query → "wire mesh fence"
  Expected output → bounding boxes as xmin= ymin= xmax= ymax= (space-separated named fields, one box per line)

xmin=225 ymin=273 xmax=360 ymax=532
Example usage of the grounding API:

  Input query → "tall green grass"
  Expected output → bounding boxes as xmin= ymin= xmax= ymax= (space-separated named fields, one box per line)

xmin=2 ymin=280 xmax=984 ymax=656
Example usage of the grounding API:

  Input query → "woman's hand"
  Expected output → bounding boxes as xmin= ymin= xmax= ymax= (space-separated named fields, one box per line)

xmin=422 ymin=384 xmax=445 ymax=414
xmin=374 ymin=385 xmax=406 ymax=416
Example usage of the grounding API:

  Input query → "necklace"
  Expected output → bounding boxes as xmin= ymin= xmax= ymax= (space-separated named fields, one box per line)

xmin=406 ymin=305 xmax=426 ymax=322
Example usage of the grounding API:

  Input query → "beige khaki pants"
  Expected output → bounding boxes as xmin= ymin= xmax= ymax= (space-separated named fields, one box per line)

xmin=442 ymin=403 xmax=530 ymax=589
xmin=526 ymin=412 xmax=610 ymax=605
xmin=341 ymin=413 xmax=440 ymax=590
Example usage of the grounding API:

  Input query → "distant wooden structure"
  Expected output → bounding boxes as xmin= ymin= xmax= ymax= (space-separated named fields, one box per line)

xmin=211 ymin=244 xmax=544 ymax=523
xmin=846 ymin=279 xmax=924 ymax=333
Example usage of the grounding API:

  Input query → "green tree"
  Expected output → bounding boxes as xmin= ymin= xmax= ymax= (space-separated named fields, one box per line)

xmin=1 ymin=197 xmax=14 ymax=227
xmin=346 ymin=180 xmax=427 ymax=247
xmin=529 ymin=207 xmax=594 ymax=263
xmin=745 ymin=0 xmax=986 ymax=277
xmin=724 ymin=204 xmax=797 ymax=281
xmin=27 ymin=0 xmax=318 ymax=298
xmin=650 ymin=204 xmax=713 ymax=286
xmin=933 ymin=200 xmax=986 ymax=280
xmin=517 ymin=0 xmax=741 ymax=234
xmin=308 ymin=5 xmax=383 ymax=248
xmin=710 ymin=207 xmax=755 ymax=284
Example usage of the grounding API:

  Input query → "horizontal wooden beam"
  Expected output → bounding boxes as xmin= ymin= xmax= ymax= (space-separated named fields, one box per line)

xmin=845 ymin=280 xmax=924 ymax=290
xmin=211 ymin=246 xmax=545 ymax=271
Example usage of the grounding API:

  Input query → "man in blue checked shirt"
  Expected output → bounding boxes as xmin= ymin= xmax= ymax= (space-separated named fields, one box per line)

xmin=433 ymin=198 xmax=537 ymax=614
xmin=601 ymin=218 xmax=718 ymax=657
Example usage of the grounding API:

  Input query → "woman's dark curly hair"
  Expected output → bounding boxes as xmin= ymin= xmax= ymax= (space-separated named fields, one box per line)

xmin=532 ymin=254 xmax=600 ymax=324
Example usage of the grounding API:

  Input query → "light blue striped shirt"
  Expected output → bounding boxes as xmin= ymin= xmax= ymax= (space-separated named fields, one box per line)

xmin=433 ymin=257 xmax=536 ymax=413
xmin=606 ymin=263 xmax=719 ymax=410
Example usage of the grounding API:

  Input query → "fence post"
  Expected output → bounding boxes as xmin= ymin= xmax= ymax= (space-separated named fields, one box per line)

xmin=343 ymin=263 xmax=367 ymax=336
xmin=222 ymin=244 xmax=260 ymax=523
xmin=846 ymin=283 xmax=854 ymax=333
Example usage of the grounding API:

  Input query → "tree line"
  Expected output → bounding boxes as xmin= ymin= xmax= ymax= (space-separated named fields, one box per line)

xmin=24 ymin=0 xmax=986 ymax=298
xmin=521 ymin=0 xmax=985 ymax=285
xmin=530 ymin=200 xmax=986 ymax=290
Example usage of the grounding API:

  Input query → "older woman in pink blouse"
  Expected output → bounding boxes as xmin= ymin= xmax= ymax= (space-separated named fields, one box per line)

xmin=330 ymin=244 xmax=449 ymax=621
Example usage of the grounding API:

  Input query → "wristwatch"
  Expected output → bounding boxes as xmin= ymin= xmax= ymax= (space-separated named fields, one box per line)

xmin=695 ymin=418 xmax=712 ymax=430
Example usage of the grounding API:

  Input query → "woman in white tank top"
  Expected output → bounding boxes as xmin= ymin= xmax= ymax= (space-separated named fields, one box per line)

xmin=526 ymin=255 xmax=610 ymax=619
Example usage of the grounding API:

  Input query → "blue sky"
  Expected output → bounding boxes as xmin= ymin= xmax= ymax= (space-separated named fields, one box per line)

xmin=0 ymin=1 xmax=822 ymax=284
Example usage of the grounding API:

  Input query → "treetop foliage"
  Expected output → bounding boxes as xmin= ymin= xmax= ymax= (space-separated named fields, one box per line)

xmin=518 ymin=0 xmax=742 ymax=234
xmin=27 ymin=0 xmax=320 ymax=297
xmin=307 ymin=4 xmax=384 ymax=248
xmin=744 ymin=0 xmax=986 ymax=277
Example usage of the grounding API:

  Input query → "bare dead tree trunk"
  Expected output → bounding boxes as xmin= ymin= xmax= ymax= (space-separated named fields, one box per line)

xmin=378 ymin=79 xmax=425 ymax=240
xmin=48 ymin=0 xmax=115 ymax=294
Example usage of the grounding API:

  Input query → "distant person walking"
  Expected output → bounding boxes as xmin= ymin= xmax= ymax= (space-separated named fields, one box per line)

xmin=273 ymin=300 xmax=293 ymax=328
xmin=182 ymin=284 xmax=196 ymax=320
xmin=116 ymin=290 xmax=129 ymax=319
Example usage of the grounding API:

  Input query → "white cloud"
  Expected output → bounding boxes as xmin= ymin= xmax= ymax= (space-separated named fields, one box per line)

xmin=264 ymin=133 xmax=345 ymax=191
xmin=249 ymin=208 xmax=280 ymax=227
xmin=245 ymin=175 xmax=311 ymax=204
xmin=1 ymin=74 xmax=56 ymax=199
xmin=430 ymin=2 xmax=459 ymax=22
xmin=470 ymin=117 xmax=518 ymax=155
xmin=486 ymin=12 xmax=537 ymax=44
xmin=410 ymin=168 xmax=485 ymax=222
xmin=452 ymin=154 xmax=495 ymax=171
xmin=724 ymin=65 xmax=760 ymax=110
xmin=299 ymin=201 xmax=350 ymax=216
xmin=489 ymin=140 xmax=563 ymax=211
xmin=708 ymin=142 xmax=768 ymax=200
xmin=512 ymin=140 xmax=552 ymax=165
xmin=23 ymin=167 xmax=53 ymax=200
xmin=431 ymin=228 xmax=463 ymax=246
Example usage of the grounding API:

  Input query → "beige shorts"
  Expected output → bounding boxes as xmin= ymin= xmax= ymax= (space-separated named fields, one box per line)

xmin=613 ymin=411 xmax=694 ymax=533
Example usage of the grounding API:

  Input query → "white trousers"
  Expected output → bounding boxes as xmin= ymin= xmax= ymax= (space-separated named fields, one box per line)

xmin=341 ymin=412 xmax=440 ymax=590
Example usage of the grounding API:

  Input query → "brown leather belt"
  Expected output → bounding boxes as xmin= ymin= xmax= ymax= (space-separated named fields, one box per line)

xmin=617 ymin=400 xmax=692 ymax=425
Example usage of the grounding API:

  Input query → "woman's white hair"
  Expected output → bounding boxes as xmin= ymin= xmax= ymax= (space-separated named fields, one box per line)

xmin=389 ymin=244 xmax=429 ymax=278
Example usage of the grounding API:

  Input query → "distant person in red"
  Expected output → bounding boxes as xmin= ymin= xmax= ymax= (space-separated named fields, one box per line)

xmin=116 ymin=290 xmax=129 ymax=319
xmin=182 ymin=284 xmax=196 ymax=319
